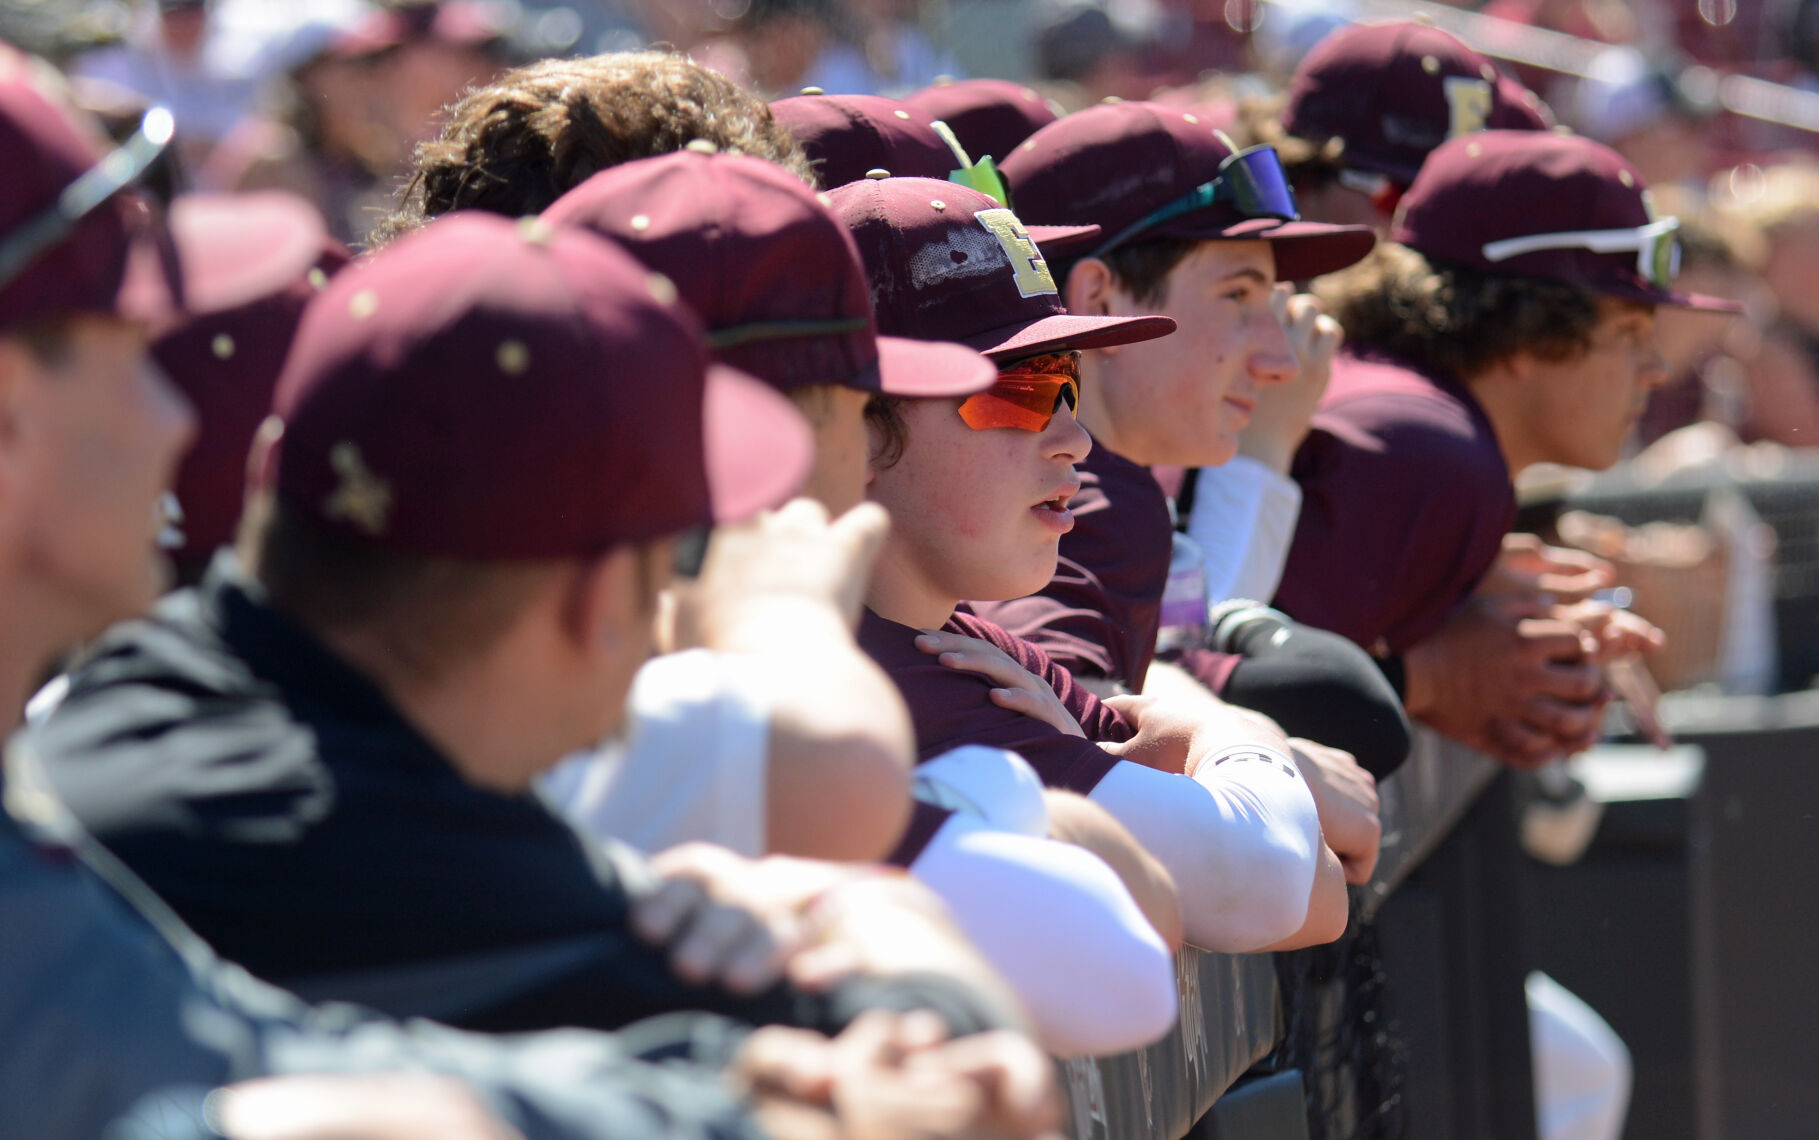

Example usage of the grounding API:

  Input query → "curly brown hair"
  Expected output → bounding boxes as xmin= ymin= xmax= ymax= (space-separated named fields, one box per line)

xmin=1316 ymin=243 xmax=1605 ymax=378
xmin=1233 ymin=93 xmax=1348 ymax=194
xmin=369 ymin=52 xmax=813 ymax=246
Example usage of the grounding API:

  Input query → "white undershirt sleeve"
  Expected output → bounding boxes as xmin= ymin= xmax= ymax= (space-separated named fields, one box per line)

xmin=541 ymin=649 xmax=772 ymax=857
xmin=1087 ymin=752 xmax=1320 ymax=952
xmin=910 ymin=812 xmax=1178 ymax=1057
xmin=1186 ymin=456 xmax=1305 ymax=605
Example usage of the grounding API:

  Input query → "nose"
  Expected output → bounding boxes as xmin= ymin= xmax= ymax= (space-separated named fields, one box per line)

xmin=1637 ymin=344 xmax=1670 ymax=392
xmin=1250 ymin=304 xmax=1299 ymax=388
xmin=1042 ymin=401 xmax=1092 ymax=464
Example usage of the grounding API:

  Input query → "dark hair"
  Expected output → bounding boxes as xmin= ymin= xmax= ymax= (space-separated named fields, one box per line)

xmin=1317 ymin=243 xmax=1607 ymax=378
xmin=864 ymin=393 xmax=909 ymax=469
xmin=370 ymin=52 xmax=813 ymax=246
xmin=1054 ymin=234 xmax=1200 ymax=309
xmin=237 ymin=492 xmax=560 ymax=681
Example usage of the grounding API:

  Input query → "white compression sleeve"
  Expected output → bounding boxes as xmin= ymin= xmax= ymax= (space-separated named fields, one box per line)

xmin=1088 ymin=751 xmax=1320 ymax=952
xmin=911 ymin=813 xmax=1178 ymax=1057
xmin=1186 ymin=456 xmax=1305 ymax=605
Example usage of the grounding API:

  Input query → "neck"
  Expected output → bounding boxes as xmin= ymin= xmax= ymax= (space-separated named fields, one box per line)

xmin=312 ymin=625 xmax=564 ymax=796
xmin=0 ymin=575 xmax=96 ymax=734
xmin=863 ymin=539 xmax=959 ymax=631
xmin=1460 ymin=368 xmax=1534 ymax=479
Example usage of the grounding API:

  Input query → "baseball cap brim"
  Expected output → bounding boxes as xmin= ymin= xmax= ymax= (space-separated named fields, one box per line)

xmin=168 ymin=193 xmax=337 ymax=317
xmin=960 ymin=311 xmax=1177 ymax=362
xmin=1026 ymin=222 xmax=1101 ymax=260
xmin=1158 ymin=215 xmax=1377 ymax=281
xmin=871 ymin=335 xmax=998 ymax=397
xmin=703 ymin=362 xmax=816 ymax=523
xmin=1595 ymin=278 xmax=1744 ymax=314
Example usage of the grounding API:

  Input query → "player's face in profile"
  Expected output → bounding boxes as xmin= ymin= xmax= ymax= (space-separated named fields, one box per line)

xmin=1091 ymin=240 xmax=1297 ymax=467
xmin=1520 ymin=298 xmax=1667 ymax=471
xmin=9 ymin=315 xmax=196 ymax=641
xmin=865 ymin=385 xmax=1091 ymax=606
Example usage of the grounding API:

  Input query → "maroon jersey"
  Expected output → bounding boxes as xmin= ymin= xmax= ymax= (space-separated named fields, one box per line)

xmin=972 ymin=439 xmax=1240 ymax=694
xmin=1276 ymin=349 xmax=1514 ymax=656
xmin=857 ymin=607 xmax=1132 ymax=793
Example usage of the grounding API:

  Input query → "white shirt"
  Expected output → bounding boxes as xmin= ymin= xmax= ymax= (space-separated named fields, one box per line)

xmin=1185 ymin=455 xmax=1305 ymax=606
xmin=542 ymin=649 xmax=772 ymax=857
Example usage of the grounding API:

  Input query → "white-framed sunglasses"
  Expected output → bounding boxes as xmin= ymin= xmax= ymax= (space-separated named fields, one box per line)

xmin=1480 ymin=216 xmax=1681 ymax=290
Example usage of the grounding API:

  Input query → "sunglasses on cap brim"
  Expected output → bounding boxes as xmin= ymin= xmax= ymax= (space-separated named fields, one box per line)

xmin=1088 ymin=144 xmax=1301 ymax=260
xmin=957 ymin=351 xmax=1080 ymax=432
xmin=0 ymin=105 xmax=175 ymax=292
xmin=1480 ymin=216 xmax=1682 ymax=291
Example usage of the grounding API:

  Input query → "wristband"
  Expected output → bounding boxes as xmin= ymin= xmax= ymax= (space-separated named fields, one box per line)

xmin=1204 ymin=743 xmax=1302 ymax=782
xmin=1207 ymin=598 xmax=1291 ymax=654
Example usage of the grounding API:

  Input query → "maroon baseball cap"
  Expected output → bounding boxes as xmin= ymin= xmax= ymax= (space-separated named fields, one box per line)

xmin=0 ymin=59 xmax=178 ymax=332
xmin=904 ymin=78 xmax=1061 ymax=165
xmin=267 ymin=212 xmax=813 ymax=559
xmin=156 ymin=193 xmax=349 ymax=561
xmin=1491 ymin=73 xmax=1556 ymax=130
xmin=1282 ymin=22 xmax=1544 ymax=185
xmin=772 ymin=92 xmax=961 ymax=189
xmin=541 ymin=149 xmax=993 ymax=399
xmin=828 ymin=176 xmax=1174 ymax=361
xmin=1002 ymin=101 xmax=1375 ymax=281
xmin=1393 ymin=131 xmax=1740 ymax=312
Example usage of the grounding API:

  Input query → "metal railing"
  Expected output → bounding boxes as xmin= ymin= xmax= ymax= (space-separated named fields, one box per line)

xmin=1061 ymin=731 xmax=1499 ymax=1139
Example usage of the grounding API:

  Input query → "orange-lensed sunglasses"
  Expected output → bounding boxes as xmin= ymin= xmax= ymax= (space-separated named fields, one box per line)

xmin=956 ymin=351 xmax=1082 ymax=432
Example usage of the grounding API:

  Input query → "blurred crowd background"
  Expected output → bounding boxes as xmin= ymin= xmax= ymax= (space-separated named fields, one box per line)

xmin=9 ymin=0 xmax=1819 ymax=698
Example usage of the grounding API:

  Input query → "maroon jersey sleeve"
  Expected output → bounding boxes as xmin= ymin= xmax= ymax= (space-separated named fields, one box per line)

xmin=857 ymin=608 xmax=1129 ymax=796
xmin=969 ymin=445 xmax=1173 ymax=690
xmin=1276 ymin=355 xmax=1515 ymax=656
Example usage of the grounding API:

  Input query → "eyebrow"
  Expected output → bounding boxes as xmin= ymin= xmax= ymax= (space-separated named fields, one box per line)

xmin=1216 ymin=268 xmax=1272 ymax=287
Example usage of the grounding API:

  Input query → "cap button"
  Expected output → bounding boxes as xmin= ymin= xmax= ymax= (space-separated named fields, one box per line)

xmin=516 ymin=216 xmax=556 ymax=247
xmin=1183 ymin=112 xmax=1199 ymax=124
xmin=1100 ymin=95 xmax=1124 ymax=104
xmin=1464 ymin=141 xmax=1484 ymax=157
xmin=1481 ymin=63 xmax=1498 ymax=81
xmin=684 ymin=139 xmax=718 ymax=154
xmin=892 ymin=109 xmax=911 ymax=120
xmin=646 ymin=272 xmax=679 ymax=307
xmin=1618 ymin=169 xmax=1636 ymax=188
xmin=930 ymin=199 xmax=947 ymax=211
xmin=496 ymin=339 xmax=530 ymax=375
xmin=307 ymin=267 xmax=330 ymax=292
xmin=1421 ymin=55 xmax=1441 ymax=75
xmin=799 ymin=85 xmax=825 ymax=96
xmin=864 ymin=168 xmax=891 ymax=180
xmin=211 ymin=333 xmax=235 ymax=360
xmin=630 ymin=213 xmax=652 ymax=231
xmin=348 ymin=289 xmax=380 ymax=321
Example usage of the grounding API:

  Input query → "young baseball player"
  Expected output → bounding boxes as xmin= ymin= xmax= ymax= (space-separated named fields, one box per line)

xmin=26 ymin=210 xmax=1029 ymax=1049
xmin=1278 ymin=131 xmax=1706 ymax=757
xmin=830 ymin=175 xmax=1350 ymax=953
xmin=991 ymin=102 xmax=1410 ymax=793
xmin=536 ymin=149 xmax=1184 ymax=1056
xmin=0 ymin=55 xmax=1060 ymax=1140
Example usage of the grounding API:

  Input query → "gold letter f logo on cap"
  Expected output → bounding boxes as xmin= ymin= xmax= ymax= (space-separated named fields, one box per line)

xmin=977 ymin=208 xmax=1057 ymax=300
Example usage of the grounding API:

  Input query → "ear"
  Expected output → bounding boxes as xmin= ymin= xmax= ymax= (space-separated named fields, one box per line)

xmin=1063 ymin=257 xmax=1115 ymax=318
xmin=0 ymin=338 xmax=43 ymax=517
xmin=1063 ymin=259 xmax=1128 ymax=359
xmin=562 ymin=543 xmax=667 ymax=659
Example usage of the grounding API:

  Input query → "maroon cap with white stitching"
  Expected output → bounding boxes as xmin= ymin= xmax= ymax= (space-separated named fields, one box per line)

xmin=1282 ymin=21 xmax=1545 ymax=184
xmin=828 ymin=176 xmax=1175 ymax=361
xmin=772 ymin=92 xmax=960 ymax=188
xmin=541 ymin=149 xmax=994 ymax=398
xmin=268 ymin=212 xmax=813 ymax=558
xmin=904 ymin=78 xmax=1061 ymax=164
xmin=1002 ymin=100 xmax=1375 ymax=281
xmin=1394 ymin=131 xmax=1739 ymax=312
